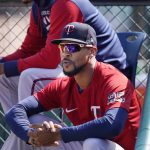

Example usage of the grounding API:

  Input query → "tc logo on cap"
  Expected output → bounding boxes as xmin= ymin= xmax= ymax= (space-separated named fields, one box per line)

xmin=64 ymin=25 xmax=75 ymax=35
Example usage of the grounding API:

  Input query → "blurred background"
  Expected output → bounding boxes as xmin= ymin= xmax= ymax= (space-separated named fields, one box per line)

xmin=0 ymin=0 xmax=149 ymax=148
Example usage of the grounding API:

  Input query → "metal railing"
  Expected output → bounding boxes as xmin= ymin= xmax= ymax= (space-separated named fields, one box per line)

xmin=135 ymin=71 xmax=150 ymax=150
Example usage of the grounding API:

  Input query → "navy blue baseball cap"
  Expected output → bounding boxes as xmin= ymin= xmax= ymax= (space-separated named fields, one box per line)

xmin=51 ymin=22 xmax=97 ymax=46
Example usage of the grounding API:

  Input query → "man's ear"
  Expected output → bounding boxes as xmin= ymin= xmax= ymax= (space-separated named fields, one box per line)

xmin=87 ymin=49 xmax=95 ymax=60
xmin=90 ymin=48 xmax=96 ymax=56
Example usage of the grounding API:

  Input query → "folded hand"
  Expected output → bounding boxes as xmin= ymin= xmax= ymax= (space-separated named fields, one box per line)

xmin=28 ymin=121 xmax=62 ymax=147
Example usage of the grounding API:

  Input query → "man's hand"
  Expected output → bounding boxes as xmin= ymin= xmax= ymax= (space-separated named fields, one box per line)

xmin=22 ymin=0 xmax=32 ymax=4
xmin=28 ymin=121 xmax=62 ymax=147
xmin=0 ymin=63 xmax=4 ymax=75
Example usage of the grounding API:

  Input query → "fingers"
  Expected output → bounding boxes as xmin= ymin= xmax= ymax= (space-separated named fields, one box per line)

xmin=42 ymin=121 xmax=54 ymax=130
xmin=28 ymin=127 xmax=43 ymax=140
xmin=49 ymin=121 xmax=56 ymax=132
xmin=54 ymin=124 xmax=62 ymax=129
xmin=53 ymin=141 xmax=60 ymax=146
xmin=45 ymin=141 xmax=60 ymax=147
xmin=42 ymin=121 xmax=59 ymax=132
xmin=30 ymin=121 xmax=62 ymax=130
xmin=30 ymin=124 xmax=43 ymax=129
xmin=28 ymin=135 xmax=60 ymax=147
xmin=38 ymin=140 xmax=60 ymax=147
xmin=28 ymin=121 xmax=62 ymax=147
xmin=28 ymin=137 xmax=36 ymax=145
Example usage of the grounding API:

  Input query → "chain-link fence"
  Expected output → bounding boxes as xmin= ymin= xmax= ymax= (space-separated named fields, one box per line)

xmin=0 ymin=2 xmax=150 ymax=149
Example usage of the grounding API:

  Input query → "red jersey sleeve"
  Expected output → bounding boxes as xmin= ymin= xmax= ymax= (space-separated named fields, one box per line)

xmin=103 ymin=74 xmax=136 ymax=112
xmin=17 ymin=0 xmax=83 ymax=72
xmin=3 ymin=11 xmax=45 ymax=61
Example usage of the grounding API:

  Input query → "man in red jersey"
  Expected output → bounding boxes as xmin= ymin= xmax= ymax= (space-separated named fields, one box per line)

xmin=5 ymin=22 xmax=141 ymax=150
xmin=1 ymin=0 xmax=130 ymax=150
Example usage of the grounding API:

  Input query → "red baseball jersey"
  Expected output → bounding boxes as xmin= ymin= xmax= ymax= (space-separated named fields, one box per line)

xmin=34 ymin=62 xmax=141 ymax=150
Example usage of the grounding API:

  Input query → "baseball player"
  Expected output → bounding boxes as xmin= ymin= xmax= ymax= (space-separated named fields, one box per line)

xmin=5 ymin=22 xmax=141 ymax=150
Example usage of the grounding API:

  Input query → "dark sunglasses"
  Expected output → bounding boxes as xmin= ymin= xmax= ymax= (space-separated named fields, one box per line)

xmin=58 ymin=43 xmax=94 ymax=53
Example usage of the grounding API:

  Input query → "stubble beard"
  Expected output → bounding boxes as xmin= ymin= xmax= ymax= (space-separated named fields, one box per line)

xmin=63 ymin=62 xmax=87 ymax=77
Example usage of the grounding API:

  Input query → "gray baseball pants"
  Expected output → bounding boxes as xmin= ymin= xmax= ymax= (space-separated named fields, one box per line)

xmin=0 ymin=66 xmax=64 ymax=113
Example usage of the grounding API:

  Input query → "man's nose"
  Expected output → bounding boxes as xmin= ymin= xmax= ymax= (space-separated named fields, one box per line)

xmin=61 ymin=51 xmax=72 ymax=61
xmin=61 ymin=52 xmax=71 ymax=59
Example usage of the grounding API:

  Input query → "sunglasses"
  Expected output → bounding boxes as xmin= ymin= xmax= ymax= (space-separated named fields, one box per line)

xmin=58 ymin=43 xmax=94 ymax=53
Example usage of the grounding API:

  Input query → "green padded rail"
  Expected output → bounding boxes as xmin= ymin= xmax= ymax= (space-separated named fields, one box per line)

xmin=135 ymin=71 xmax=150 ymax=150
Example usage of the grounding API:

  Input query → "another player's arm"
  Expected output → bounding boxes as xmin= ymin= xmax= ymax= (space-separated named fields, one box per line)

xmin=0 ymin=9 xmax=44 ymax=77
xmin=3 ymin=6 xmax=44 ymax=62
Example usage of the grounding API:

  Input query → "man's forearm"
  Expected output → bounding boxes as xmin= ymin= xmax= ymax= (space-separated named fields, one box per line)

xmin=61 ymin=108 xmax=128 ymax=143
xmin=5 ymin=96 xmax=45 ymax=141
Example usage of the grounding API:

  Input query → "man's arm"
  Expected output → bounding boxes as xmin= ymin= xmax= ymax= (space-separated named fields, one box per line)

xmin=28 ymin=107 xmax=128 ymax=147
xmin=2 ymin=5 xmax=45 ymax=62
xmin=0 ymin=7 xmax=45 ymax=76
xmin=5 ymin=79 xmax=61 ymax=143
xmin=61 ymin=107 xmax=128 ymax=142
xmin=5 ymin=96 xmax=45 ymax=142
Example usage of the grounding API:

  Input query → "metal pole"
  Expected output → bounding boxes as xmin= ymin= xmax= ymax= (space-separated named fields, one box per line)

xmin=135 ymin=71 xmax=150 ymax=150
